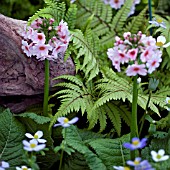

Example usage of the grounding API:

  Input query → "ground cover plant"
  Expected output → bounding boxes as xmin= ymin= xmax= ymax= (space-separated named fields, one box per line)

xmin=0 ymin=0 xmax=170 ymax=169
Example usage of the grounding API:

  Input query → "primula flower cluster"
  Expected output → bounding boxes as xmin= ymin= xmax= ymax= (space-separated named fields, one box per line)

xmin=107 ymin=31 xmax=162 ymax=76
xmin=102 ymin=0 xmax=140 ymax=16
xmin=21 ymin=18 xmax=70 ymax=61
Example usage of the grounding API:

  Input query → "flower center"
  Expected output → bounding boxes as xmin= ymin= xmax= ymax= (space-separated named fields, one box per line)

xmin=34 ymin=134 xmax=39 ymax=139
xmin=156 ymin=154 xmax=162 ymax=159
xmin=168 ymin=99 xmax=170 ymax=104
xmin=133 ymin=67 xmax=139 ymax=72
xmin=124 ymin=167 xmax=130 ymax=170
xmin=151 ymin=61 xmax=156 ymax=66
xmin=157 ymin=18 xmax=163 ymax=23
xmin=22 ymin=168 xmax=28 ymax=170
xmin=30 ymin=143 xmax=36 ymax=148
xmin=114 ymin=0 xmax=119 ymax=3
xmin=156 ymin=42 xmax=163 ymax=47
xmin=130 ymin=51 xmax=135 ymax=55
xmin=39 ymin=46 xmax=45 ymax=51
xmin=38 ymin=35 xmax=43 ymax=40
xmin=132 ymin=140 xmax=139 ymax=145
xmin=134 ymin=160 xmax=140 ymax=165
xmin=64 ymin=118 xmax=69 ymax=123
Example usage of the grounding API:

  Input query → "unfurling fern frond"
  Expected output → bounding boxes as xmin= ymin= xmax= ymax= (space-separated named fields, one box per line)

xmin=71 ymin=29 xmax=99 ymax=81
xmin=28 ymin=1 xmax=66 ymax=25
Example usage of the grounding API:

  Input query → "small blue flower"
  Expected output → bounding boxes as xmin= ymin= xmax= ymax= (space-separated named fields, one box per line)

xmin=123 ymin=137 xmax=147 ymax=150
xmin=149 ymin=17 xmax=166 ymax=29
xmin=127 ymin=158 xmax=154 ymax=170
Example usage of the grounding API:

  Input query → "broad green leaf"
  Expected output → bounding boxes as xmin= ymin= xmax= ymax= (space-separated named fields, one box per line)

xmin=15 ymin=112 xmax=51 ymax=124
xmin=0 ymin=109 xmax=25 ymax=169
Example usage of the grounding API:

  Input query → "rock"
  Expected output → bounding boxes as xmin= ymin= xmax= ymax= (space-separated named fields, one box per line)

xmin=0 ymin=14 xmax=75 ymax=113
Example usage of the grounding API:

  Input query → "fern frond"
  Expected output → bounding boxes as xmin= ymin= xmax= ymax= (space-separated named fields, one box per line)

xmin=64 ymin=4 xmax=77 ymax=30
xmin=71 ymin=29 xmax=99 ymax=81
xmin=100 ymin=0 xmax=133 ymax=50
xmin=76 ymin=0 xmax=112 ymax=36
xmin=28 ymin=2 xmax=65 ymax=25
xmin=124 ymin=6 xmax=148 ymax=34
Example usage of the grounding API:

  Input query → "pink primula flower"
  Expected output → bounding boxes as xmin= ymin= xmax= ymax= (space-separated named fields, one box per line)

xmin=57 ymin=20 xmax=70 ymax=39
xmin=127 ymin=48 xmax=138 ymax=61
xmin=146 ymin=54 xmax=162 ymax=74
xmin=126 ymin=64 xmax=147 ymax=76
xmin=32 ymin=32 xmax=46 ymax=44
xmin=140 ymin=47 xmax=154 ymax=62
xmin=22 ymin=26 xmax=37 ymax=40
xmin=21 ymin=40 xmax=33 ymax=57
xmin=31 ymin=18 xmax=43 ymax=29
xmin=118 ymin=51 xmax=129 ymax=64
xmin=109 ymin=0 xmax=125 ymax=9
xmin=33 ymin=44 xmax=52 ymax=58
xmin=140 ymin=35 xmax=156 ymax=47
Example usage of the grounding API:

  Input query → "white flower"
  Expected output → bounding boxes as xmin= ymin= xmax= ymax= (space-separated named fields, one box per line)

xmin=0 ymin=161 xmax=9 ymax=170
xmin=156 ymin=36 xmax=170 ymax=48
xmin=16 ymin=166 xmax=31 ymax=170
xmin=165 ymin=97 xmax=170 ymax=111
xmin=54 ymin=117 xmax=79 ymax=128
xmin=149 ymin=17 xmax=166 ymax=29
xmin=23 ymin=139 xmax=46 ymax=152
xmin=25 ymin=131 xmax=46 ymax=143
xmin=137 ymin=77 xmax=141 ymax=84
xmin=70 ymin=0 xmax=76 ymax=3
xmin=113 ymin=166 xmax=130 ymax=170
xmin=151 ymin=149 xmax=169 ymax=162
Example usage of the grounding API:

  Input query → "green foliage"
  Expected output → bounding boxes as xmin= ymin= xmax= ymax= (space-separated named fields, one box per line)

xmin=100 ymin=0 xmax=134 ymax=49
xmin=62 ymin=126 xmax=130 ymax=170
xmin=76 ymin=0 xmax=112 ymax=36
xmin=0 ymin=109 xmax=25 ymax=169
xmin=0 ymin=0 xmax=44 ymax=20
xmin=28 ymin=0 xmax=66 ymax=25
xmin=124 ymin=6 xmax=148 ymax=34
xmin=15 ymin=112 xmax=51 ymax=124
xmin=94 ymin=68 xmax=169 ymax=117
xmin=70 ymin=29 xmax=100 ymax=81
xmin=141 ymin=131 xmax=170 ymax=170
xmin=64 ymin=4 xmax=77 ymax=30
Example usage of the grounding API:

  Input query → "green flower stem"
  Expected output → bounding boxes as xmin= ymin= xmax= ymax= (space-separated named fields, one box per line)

xmin=139 ymin=90 xmax=152 ymax=136
xmin=43 ymin=59 xmax=50 ymax=117
xmin=130 ymin=75 xmax=139 ymax=160
xmin=148 ymin=0 xmax=153 ymax=35
xmin=59 ymin=128 xmax=66 ymax=170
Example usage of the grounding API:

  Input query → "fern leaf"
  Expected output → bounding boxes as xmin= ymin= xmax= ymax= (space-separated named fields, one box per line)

xmin=124 ymin=6 xmax=148 ymax=34
xmin=64 ymin=4 xmax=77 ymax=30
xmin=65 ymin=126 xmax=107 ymax=170
xmin=71 ymin=29 xmax=99 ymax=81
xmin=0 ymin=109 xmax=25 ymax=168
xmin=28 ymin=2 xmax=65 ymax=25
xmin=15 ymin=112 xmax=51 ymax=124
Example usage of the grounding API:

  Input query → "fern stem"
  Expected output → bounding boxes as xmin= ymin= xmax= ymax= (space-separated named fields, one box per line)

xmin=148 ymin=0 xmax=153 ymax=35
xmin=130 ymin=75 xmax=139 ymax=160
xmin=139 ymin=90 xmax=152 ymax=136
xmin=59 ymin=128 xmax=66 ymax=170
xmin=43 ymin=59 xmax=49 ymax=117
